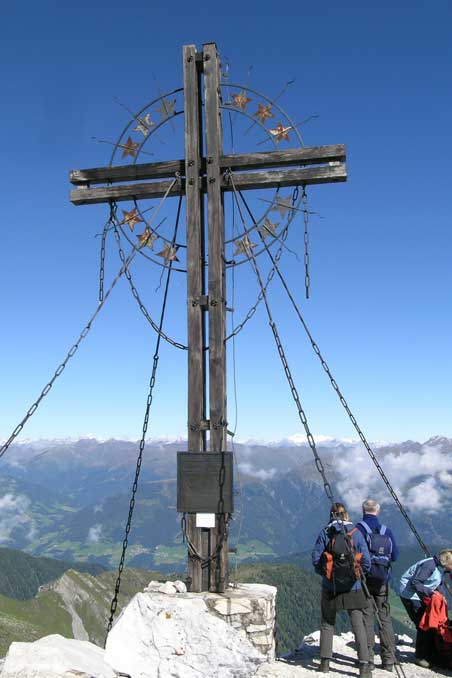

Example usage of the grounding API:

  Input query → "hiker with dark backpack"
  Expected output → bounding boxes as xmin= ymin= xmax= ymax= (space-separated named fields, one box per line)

xmin=312 ymin=502 xmax=372 ymax=677
xmin=356 ymin=499 xmax=399 ymax=672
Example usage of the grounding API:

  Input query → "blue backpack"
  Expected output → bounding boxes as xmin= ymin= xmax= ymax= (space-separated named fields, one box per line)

xmin=358 ymin=521 xmax=393 ymax=583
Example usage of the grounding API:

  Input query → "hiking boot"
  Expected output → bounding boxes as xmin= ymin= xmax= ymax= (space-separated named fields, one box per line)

xmin=415 ymin=658 xmax=430 ymax=669
xmin=319 ymin=659 xmax=330 ymax=672
xmin=381 ymin=664 xmax=393 ymax=672
xmin=359 ymin=662 xmax=373 ymax=678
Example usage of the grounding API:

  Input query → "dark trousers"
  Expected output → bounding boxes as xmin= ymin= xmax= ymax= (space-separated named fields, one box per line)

xmin=362 ymin=583 xmax=396 ymax=664
xmin=320 ymin=587 xmax=369 ymax=662
xmin=401 ymin=597 xmax=436 ymax=661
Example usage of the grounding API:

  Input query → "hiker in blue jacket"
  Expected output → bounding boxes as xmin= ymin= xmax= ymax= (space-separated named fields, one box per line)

xmin=312 ymin=502 xmax=372 ymax=677
xmin=356 ymin=499 xmax=398 ymax=672
xmin=399 ymin=548 xmax=452 ymax=669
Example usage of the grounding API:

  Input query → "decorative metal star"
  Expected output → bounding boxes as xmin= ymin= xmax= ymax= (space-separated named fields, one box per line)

xmin=121 ymin=136 xmax=140 ymax=158
xmin=255 ymin=103 xmax=274 ymax=124
xmin=134 ymin=113 xmax=154 ymax=137
xmin=157 ymin=243 xmax=179 ymax=262
xmin=271 ymin=196 xmax=294 ymax=219
xmin=136 ymin=228 xmax=158 ymax=250
xmin=258 ymin=218 xmax=279 ymax=239
xmin=156 ymin=98 xmax=176 ymax=121
xmin=231 ymin=91 xmax=252 ymax=111
xmin=233 ymin=236 xmax=257 ymax=257
xmin=269 ymin=122 xmax=291 ymax=142
xmin=122 ymin=208 xmax=144 ymax=231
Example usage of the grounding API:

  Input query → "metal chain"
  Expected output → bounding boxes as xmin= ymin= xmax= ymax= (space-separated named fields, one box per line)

xmin=228 ymin=175 xmax=336 ymax=505
xmin=234 ymin=187 xmax=408 ymax=676
xmin=112 ymin=220 xmax=188 ymax=352
xmin=301 ymin=186 xmax=310 ymax=299
xmin=99 ymin=219 xmax=109 ymax=303
xmin=0 ymin=179 xmax=178 ymax=462
xmin=237 ymin=186 xmax=431 ymax=558
xmin=105 ymin=196 xmax=183 ymax=642
xmin=231 ymin=178 xmax=409 ymax=675
xmin=0 ymin=205 xmax=144 ymax=462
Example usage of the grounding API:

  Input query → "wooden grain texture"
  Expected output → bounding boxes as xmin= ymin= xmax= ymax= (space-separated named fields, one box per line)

xmin=203 ymin=42 xmax=228 ymax=593
xmin=70 ymin=164 xmax=346 ymax=205
xmin=70 ymin=160 xmax=185 ymax=185
xmin=70 ymin=179 xmax=184 ymax=205
xmin=226 ymin=164 xmax=347 ymax=190
xmin=184 ymin=43 xmax=206 ymax=593
xmin=220 ymin=144 xmax=346 ymax=171
xmin=69 ymin=144 xmax=346 ymax=186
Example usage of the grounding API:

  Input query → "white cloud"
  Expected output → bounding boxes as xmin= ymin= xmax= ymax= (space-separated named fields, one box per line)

xmin=238 ymin=462 xmax=277 ymax=481
xmin=0 ymin=494 xmax=34 ymax=543
xmin=405 ymin=478 xmax=442 ymax=512
xmin=335 ymin=441 xmax=452 ymax=515
xmin=87 ymin=524 xmax=103 ymax=543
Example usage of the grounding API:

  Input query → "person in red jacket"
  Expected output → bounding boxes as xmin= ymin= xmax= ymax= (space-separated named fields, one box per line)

xmin=399 ymin=548 xmax=452 ymax=668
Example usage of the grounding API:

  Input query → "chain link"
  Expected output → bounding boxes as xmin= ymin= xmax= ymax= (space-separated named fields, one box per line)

xmin=105 ymin=196 xmax=183 ymax=641
xmin=301 ymin=186 xmax=310 ymax=299
xmin=98 ymin=219 xmax=109 ymax=303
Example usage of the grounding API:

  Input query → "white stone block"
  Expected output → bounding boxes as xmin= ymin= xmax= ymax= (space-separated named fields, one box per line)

xmin=173 ymin=579 xmax=187 ymax=593
xmin=144 ymin=579 xmax=162 ymax=592
xmin=2 ymin=635 xmax=116 ymax=678
xmin=213 ymin=597 xmax=253 ymax=616
xmin=105 ymin=591 xmax=265 ymax=678
xmin=246 ymin=624 xmax=269 ymax=634
xmin=158 ymin=581 xmax=177 ymax=595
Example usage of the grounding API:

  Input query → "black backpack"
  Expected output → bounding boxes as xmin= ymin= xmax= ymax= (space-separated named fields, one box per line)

xmin=322 ymin=527 xmax=362 ymax=589
xmin=358 ymin=521 xmax=393 ymax=584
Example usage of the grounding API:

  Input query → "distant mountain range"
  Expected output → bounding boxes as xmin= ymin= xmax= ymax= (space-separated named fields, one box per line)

xmin=0 ymin=436 xmax=449 ymax=569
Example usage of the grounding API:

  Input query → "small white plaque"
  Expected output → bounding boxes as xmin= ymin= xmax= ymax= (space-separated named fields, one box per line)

xmin=196 ymin=513 xmax=216 ymax=528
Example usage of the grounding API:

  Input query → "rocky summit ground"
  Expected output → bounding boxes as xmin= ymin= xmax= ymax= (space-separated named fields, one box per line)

xmin=256 ymin=632 xmax=452 ymax=678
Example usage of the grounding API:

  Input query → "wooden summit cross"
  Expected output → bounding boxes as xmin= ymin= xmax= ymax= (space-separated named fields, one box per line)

xmin=69 ymin=42 xmax=347 ymax=593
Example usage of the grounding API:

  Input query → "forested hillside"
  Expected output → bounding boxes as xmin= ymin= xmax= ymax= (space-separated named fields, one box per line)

xmin=0 ymin=547 xmax=416 ymax=657
xmin=0 ymin=547 xmax=105 ymax=600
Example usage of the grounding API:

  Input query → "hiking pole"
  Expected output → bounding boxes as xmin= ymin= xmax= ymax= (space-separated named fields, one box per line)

xmin=360 ymin=574 xmax=407 ymax=678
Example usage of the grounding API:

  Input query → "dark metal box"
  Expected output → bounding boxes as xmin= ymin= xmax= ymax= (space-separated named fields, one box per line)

xmin=177 ymin=452 xmax=233 ymax=513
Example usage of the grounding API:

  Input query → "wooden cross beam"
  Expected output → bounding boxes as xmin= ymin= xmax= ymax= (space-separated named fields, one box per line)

xmin=69 ymin=42 xmax=347 ymax=594
xmin=70 ymin=146 xmax=346 ymax=204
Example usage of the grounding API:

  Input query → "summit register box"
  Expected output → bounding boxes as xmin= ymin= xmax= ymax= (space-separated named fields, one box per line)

xmin=177 ymin=452 xmax=233 ymax=514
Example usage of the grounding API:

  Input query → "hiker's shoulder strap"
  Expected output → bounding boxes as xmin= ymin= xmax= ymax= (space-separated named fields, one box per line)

xmin=357 ymin=520 xmax=372 ymax=535
xmin=380 ymin=524 xmax=387 ymax=535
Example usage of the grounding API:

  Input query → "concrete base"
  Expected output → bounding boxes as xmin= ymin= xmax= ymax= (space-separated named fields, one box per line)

xmin=203 ymin=583 xmax=277 ymax=661
xmin=142 ymin=579 xmax=277 ymax=661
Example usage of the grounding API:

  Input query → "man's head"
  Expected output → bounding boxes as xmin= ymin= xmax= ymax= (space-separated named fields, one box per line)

xmin=362 ymin=498 xmax=380 ymax=516
xmin=439 ymin=549 xmax=452 ymax=572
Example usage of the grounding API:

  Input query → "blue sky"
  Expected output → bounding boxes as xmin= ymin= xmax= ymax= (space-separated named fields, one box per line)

xmin=0 ymin=1 xmax=451 ymax=444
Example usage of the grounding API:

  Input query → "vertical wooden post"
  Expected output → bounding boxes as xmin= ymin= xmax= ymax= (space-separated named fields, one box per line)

xmin=203 ymin=42 xmax=228 ymax=592
xmin=183 ymin=44 xmax=206 ymax=592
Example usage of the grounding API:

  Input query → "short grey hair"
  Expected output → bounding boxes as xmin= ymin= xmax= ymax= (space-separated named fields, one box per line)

xmin=439 ymin=549 xmax=452 ymax=570
xmin=362 ymin=499 xmax=380 ymax=514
